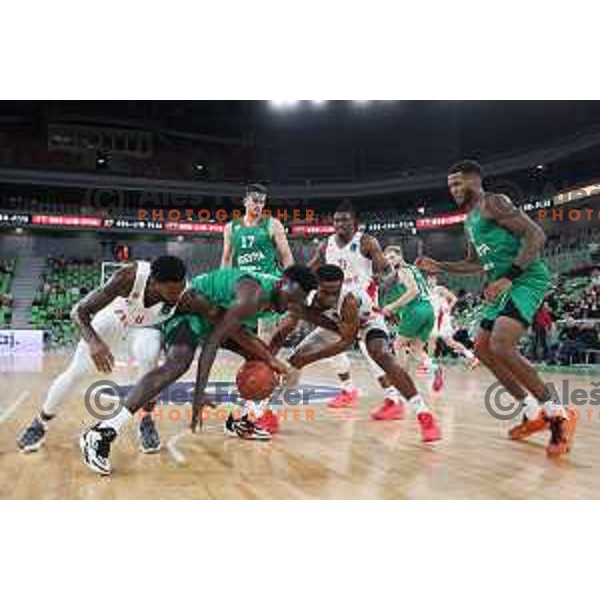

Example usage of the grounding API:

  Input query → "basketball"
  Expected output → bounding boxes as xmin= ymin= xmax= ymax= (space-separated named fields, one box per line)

xmin=235 ymin=360 xmax=279 ymax=400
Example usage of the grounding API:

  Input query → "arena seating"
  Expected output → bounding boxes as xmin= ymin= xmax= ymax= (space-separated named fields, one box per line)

xmin=0 ymin=259 xmax=15 ymax=327
xmin=30 ymin=258 xmax=100 ymax=346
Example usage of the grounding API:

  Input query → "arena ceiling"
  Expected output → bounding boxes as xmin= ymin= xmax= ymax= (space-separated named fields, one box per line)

xmin=2 ymin=101 xmax=600 ymax=183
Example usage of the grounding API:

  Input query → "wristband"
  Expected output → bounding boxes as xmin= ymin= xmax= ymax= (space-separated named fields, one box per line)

xmin=505 ymin=264 xmax=523 ymax=281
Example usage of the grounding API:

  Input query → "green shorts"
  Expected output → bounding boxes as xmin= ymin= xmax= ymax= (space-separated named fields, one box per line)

xmin=160 ymin=313 xmax=211 ymax=349
xmin=481 ymin=261 xmax=550 ymax=327
xmin=393 ymin=300 xmax=435 ymax=343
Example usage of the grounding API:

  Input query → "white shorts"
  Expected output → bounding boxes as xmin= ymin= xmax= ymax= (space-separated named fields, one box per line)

xmin=72 ymin=307 xmax=162 ymax=377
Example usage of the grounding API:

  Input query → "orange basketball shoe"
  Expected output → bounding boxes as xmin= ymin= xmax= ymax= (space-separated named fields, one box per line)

xmin=328 ymin=388 xmax=359 ymax=408
xmin=371 ymin=398 xmax=406 ymax=420
xmin=546 ymin=408 xmax=578 ymax=456
xmin=508 ymin=407 xmax=549 ymax=441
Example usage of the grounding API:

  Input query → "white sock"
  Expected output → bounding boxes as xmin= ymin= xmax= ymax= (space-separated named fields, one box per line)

xmin=253 ymin=400 xmax=268 ymax=419
xmin=340 ymin=377 xmax=355 ymax=392
xmin=408 ymin=395 xmax=429 ymax=415
xmin=543 ymin=399 xmax=566 ymax=419
xmin=99 ymin=407 xmax=132 ymax=433
xmin=522 ymin=395 xmax=540 ymax=420
xmin=383 ymin=387 xmax=402 ymax=403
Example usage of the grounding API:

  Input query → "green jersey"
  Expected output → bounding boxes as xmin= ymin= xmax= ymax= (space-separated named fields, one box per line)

xmin=230 ymin=217 xmax=281 ymax=276
xmin=464 ymin=203 xmax=550 ymax=325
xmin=161 ymin=268 xmax=280 ymax=346
xmin=381 ymin=265 xmax=434 ymax=342
xmin=464 ymin=204 xmax=548 ymax=282
xmin=191 ymin=267 xmax=278 ymax=318
xmin=381 ymin=265 xmax=431 ymax=316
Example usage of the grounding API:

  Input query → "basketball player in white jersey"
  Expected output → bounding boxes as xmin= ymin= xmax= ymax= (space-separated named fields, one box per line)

xmin=308 ymin=199 xmax=396 ymax=408
xmin=270 ymin=265 xmax=441 ymax=443
xmin=17 ymin=256 xmax=187 ymax=454
xmin=427 ymin=275 xmax=479 ymax=370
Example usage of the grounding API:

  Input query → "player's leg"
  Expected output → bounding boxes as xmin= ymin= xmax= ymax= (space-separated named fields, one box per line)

xmin=129 ymin=327 xmax=163 ymax=453
xmin=440 ymin=316 xmax=478 ymax=368
xmin=488 ymin=312 xmax=576 ymax=453
xmin=474 ymin=327 xmax=529 ymax=400
xmin=289 ymin=329 xmax=359 ymax=409
xmin=80 ymin=319 xmax=199 ymax=475
xmin=358 ymin=338 xmax=403 ymax=407
xmin=17 ymin=309 xmax=124 ymax=452
xmin=364 ymin=327 xmax=441 ymax=442
xmin=327 ymin=352 xmax=360 ymax=408
xmin=219 ymin=335 xmax=279 ymax=437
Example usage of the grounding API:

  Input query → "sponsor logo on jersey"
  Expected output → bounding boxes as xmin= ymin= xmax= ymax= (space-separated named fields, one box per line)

xmin=238 ymin=251 xmax=266 ymax=265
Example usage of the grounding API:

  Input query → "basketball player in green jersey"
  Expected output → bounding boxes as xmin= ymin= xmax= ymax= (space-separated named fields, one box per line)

xmin=80 ymin=265 xmax=318 ymax=474
xmin=221 ymin=183 xmax=294 ymax=296
xmin=372 ymin=245 xmax=441 ymax=420
xmin=417 ymin=160 xmax=575 ymax=456
xmin=221 ymin=183 xmax=295 ymax=432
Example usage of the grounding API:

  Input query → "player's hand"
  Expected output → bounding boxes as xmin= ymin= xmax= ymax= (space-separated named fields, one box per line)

xmin=484 ymin=277 xmax=512 ymax=301
xmin=381 ymin=307 xmax=398 ymax=324
xmin=282 ymin=364 xmax=301 ymax=388
xmin=89 ymin=339 xmax=115 ymax=373
xmin=415 ymin=256 xmax=442 ymax=274
xmin=269 ymin=357 xmax=290 ymax=376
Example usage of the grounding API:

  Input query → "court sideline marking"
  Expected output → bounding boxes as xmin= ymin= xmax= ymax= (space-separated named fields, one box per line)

xmin=0 ymin=390 xmax=30 ymax=425
xmin=166 ymin=431 xmax=187 ymax=464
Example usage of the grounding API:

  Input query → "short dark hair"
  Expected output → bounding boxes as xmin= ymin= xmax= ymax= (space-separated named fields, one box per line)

xmin=282 ymin=265 xmax=318 ymax=294
xmin=245 ymin=183 xmax=268 ymax=196
xmin=334 ymin=199 xmax=356 ymax=218
xmin=150 ymin=256 xmax=186 ymax=283
xmin=448 ymin=160 xmax=483 ymax=177
xmin=317 ymin=264 xmax=345 ymax=283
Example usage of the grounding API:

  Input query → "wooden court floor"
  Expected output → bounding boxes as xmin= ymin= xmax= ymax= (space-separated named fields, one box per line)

xmin=1 ymin=353 xmax=599 ymax=499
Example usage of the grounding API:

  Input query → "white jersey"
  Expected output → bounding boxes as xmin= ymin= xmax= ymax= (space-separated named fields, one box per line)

xmin=108 ymin=261 xmax=180 ymax=328
xmin=430 ymin=285 xmax=451 ymax=316
xmin=325 ymin=232 xmax=375 ymax=298
xmin=430 ymin=285 xmax=454 ymax=338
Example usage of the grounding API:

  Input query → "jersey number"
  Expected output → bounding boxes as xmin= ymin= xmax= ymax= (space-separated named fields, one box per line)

xmin=241 ymin=235 xmax=255 ymax=249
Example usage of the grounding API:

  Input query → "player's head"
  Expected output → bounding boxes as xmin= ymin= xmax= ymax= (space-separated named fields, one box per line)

xmin=316 ymin=264 xmax=345 ymax=309
xmin=243 ymin=183 xmax=268 ymax=218
xmin=447 ymin=160 xmax=483 ymax=207
xmin=149 ymin=256 xmax=187 ymax=304
xmin=383 ymin=245 xmax=404 ymax=269
xmin=333 ymin=199 xmax=358 ymax=240
xmin=277 ymin=265 xmax=319 ymax=308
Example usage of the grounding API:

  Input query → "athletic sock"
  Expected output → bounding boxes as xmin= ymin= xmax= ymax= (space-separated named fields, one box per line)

xmin=408 ymin=394 xmax=429 ymax=415
xmin=543 ymin=400 xmax=566 ymax=419
xmin=39 ymin=411 xmax=54 ymax=424
xmin=340 ymin=377 xmax=355 ymax=393
xmin=522 ymin=395 xmax=540 ymax=420
xmin=99 ymin=407 xmax=132 ymax=434
xmin=539 ymin=385 xmax=566 ymax=418
xmin=383 ymin=387 xmax=402 ymax=403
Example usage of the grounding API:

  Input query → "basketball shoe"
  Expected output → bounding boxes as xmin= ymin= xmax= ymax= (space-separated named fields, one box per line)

xmin=328 ymin=388 xmax=359 ymax=408
xmin=371 ymin=398 xmax=406 ymax=420
xmin=17 ymin=416 xmax=47 ymax=453
xmin=138 ymin=414 xmax=161 ymax=453
xmin=80 ymin=425 xmax=116 ymax=476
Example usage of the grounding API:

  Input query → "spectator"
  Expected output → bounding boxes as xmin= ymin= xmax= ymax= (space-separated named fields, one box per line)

xmin=532 ymin=302 xmax=553 ymax=362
